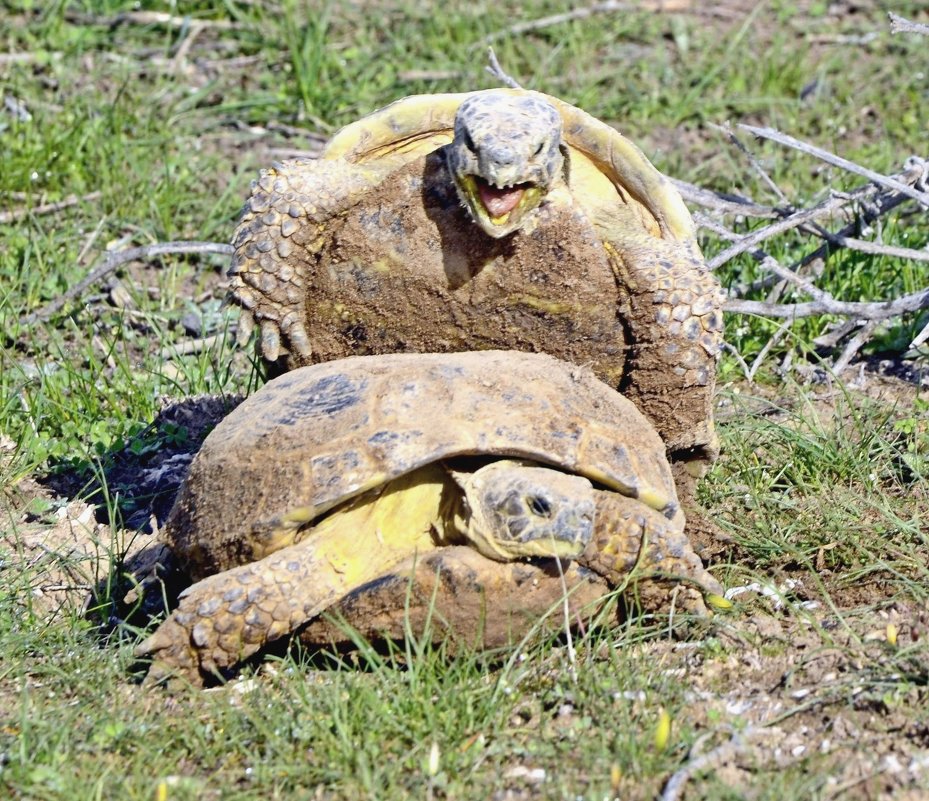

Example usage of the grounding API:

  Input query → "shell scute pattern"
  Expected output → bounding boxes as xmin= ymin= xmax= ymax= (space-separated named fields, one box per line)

xmin=138 ymin=351 xmax=726 ymax=685
xmin=224 ymin=89 xmax=729 ymax=523
xmin=183 ymin=352 xmax=678 ymax=558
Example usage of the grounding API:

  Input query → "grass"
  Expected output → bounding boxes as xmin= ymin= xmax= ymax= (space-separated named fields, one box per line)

xmin=1 ymin=1 xmax=928 ymax=798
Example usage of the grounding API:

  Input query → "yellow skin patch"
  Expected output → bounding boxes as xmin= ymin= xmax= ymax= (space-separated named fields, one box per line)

xmin=296 ymin=465 xmax=453 ymax=573
xmin=504 ymin=294 xmax=578 ymax=316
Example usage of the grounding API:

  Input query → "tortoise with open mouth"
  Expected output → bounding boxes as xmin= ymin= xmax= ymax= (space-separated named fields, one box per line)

xmin=137 ymin=351 xmax=724 ymax=686
xmin=229 ymin=89 xmax=725 ymax=482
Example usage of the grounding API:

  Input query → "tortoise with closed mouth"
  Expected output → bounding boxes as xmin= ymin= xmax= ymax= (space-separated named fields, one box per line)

xmin=137 ymin=350 xmax=724 ymax=686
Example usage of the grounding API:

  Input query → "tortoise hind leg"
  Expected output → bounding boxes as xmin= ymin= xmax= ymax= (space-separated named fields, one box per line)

xmin=299 ymin=546 xmax=611 ymax=653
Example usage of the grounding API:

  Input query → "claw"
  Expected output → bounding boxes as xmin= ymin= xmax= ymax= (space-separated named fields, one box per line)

xmin=136 ymin=618 xmax=205 ymax=689
xmin=261 ymin=321 xmax=281 ymax=362
xmin=236 ymin=311 xmax=255 ymax=346
xmin=135 ymin=629 xmax=168 ymax=658
xmin=286 ymin=320 xmax=313 ymax=359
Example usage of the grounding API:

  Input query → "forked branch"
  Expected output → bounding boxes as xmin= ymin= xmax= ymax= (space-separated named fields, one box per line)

xmin=698 ymin=117 xmax=929 ymax=375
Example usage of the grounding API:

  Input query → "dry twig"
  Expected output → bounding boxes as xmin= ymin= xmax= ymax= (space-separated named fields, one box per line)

xmin=707 ymin=161 xmax=928 ymax=270
xmin=20 ymin=241 xmax=233 ymax=326
xmin=661 ymin=727 xmax=767 ymax=801
xmin=700 ymin=119 xmax=928 ymax=372
xmin=673 ymin=178 xmax=779 ymax=219
xmin=485 ymin=48 xmax=523 ymax=89
xmin=480 ymin=1 xmax=692 ymax=44
xmin=832 ymin=321 xmax=879 ymax=375
xmin=725 ymin=287 xmax=929 ymax=321
xmin=888 ymin=13 xmax=929 ymax=37
xmin=158 ymin=333 xmax=228 ymax=360
xmin=738 ymin=125 xmax=929 ymax=208
xmin=708 ymin=122 xmax=790 ymax=206
xmin=0 ymin=192 xmax=102 ymax=225
xmin=0 ymin=52 xmax=62 ymax=66
xmin=66 ymin=10 xmax=243 ymax=30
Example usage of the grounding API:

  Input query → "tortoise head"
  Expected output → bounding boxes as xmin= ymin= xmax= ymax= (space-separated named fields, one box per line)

xmin=456 ymin=460 xmax=595 ymax=561
xmin=445 ymin=91 xmax=565 ymax=239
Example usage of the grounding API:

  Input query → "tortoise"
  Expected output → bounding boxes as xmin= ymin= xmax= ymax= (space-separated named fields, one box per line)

xmin=229 ymin=89 xmax=726 ymax=485
xmin=137 ymin=351 xmax=724 ymax=686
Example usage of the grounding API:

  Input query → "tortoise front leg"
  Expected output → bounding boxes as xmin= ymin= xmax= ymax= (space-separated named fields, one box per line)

xmin=136 ymin=542 xmax=372 ymax=686
xmin=136 ymin=518 xmax=436 ymax=686
xmin=230 ymin=158 xmax=376 ymax=366
xmin=581 ymin=490 xmax=724 ymax=615
xmin=606 ymin=236 xmax=725 ymax=475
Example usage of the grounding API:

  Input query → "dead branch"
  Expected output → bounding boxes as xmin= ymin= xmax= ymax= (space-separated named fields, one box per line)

xmin=889 ymin=13 xmax=929 ymax=37
xmin=19 ymin=241 xmax=233 ymax=326
xmin=76 ymin=216 xmax=108 ymax=266
xmin=485 ymin=48 xmax=523 ymax=89
xmin=398 ymin=69 xmax=464 ymax=83
xmin=724 ymin=287 xmax=929 ymax=320
xmin=910 ymin=318 xmax=929 ymax=350
xmin=708 ymin=122 xmax=790 ymax=206
xmin=699 ymin=216 xmax=832 ymax=303
xmin=0 ymin=192 xmax=102 ymax=225
xmin=661 ymin=727 xmax=767 ymax=801
xmin=812 ymin=319 xmax=861 ymax=350
xmin=720 ymin=342 xmax=752 ymax=381
xmin=807 ymin=32 xmax=878 ymax=46
xmin=708 ymin=159 xmax=928 ymax=269
xmin=66 ymin=10 xmax=243 ymax=30
xmin=673 ymin=178 xmax=780 ymax=218
xmin=731 ymin=176 xmax=920 ymax=298
xmin=811 ymin=227 xmax=929 ymax=263
xmin=480 ymin=1 xmax=692 ymax=45
xmin=748 ymin=320 xmax=794 ymax=381
xmin=832 ymin=321 xmax=879 ymax=375
xmin=738 ymin=125 xmax=929 ymax=208
xmin=702 ymin=133 xmax=928 ymax=370
xmin=0 ymin=52 xmax=62 ymax=66
xmin=754 ymin=253 xmax=831 ymax=303
xmin=158 ymin=333 xmax=227 ymax=359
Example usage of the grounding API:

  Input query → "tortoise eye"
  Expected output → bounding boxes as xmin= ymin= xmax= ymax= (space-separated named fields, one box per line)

xmin=462 ymin=129 xmax=478 ymax=153
xmin=533 ymin=141 xmax=545 ymax=156
xmin=526 ymin=495 xmax=552 ymax=517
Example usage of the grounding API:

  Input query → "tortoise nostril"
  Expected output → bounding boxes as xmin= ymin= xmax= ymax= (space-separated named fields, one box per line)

xmin=487 ymin=146 xmax=516 ymax=166
xmin=526 ymin=495 xmax=552 ymax=517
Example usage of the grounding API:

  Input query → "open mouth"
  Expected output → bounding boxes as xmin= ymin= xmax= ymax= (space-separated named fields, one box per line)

xmin=458 ymin=174 xmax=542 ymax=230
xmin=477 ymin=180 xmax=531 ymax=219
